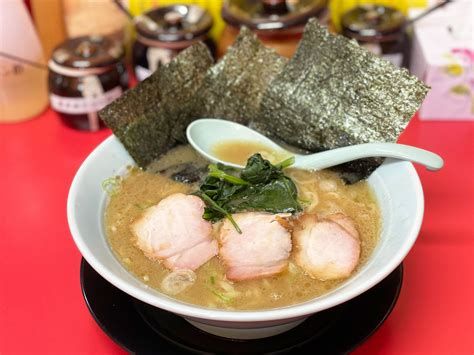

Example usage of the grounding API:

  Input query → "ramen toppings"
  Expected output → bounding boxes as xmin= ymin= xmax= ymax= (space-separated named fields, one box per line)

xmin=105 ymin=145 xmax=381 ymax=310
xmin=131 ymin=193 xmax=218 ymax=271
xmin=293 ymin=213 xmax=361 ymax=281
xmin=219 ymin=212 xmax=292 ymax=281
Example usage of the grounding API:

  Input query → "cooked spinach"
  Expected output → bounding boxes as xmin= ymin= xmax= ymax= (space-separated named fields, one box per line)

xmin=240 ymin=155 xmax=295 ymax=184
xmin=193 ymin=154 xmax=302 ymax=232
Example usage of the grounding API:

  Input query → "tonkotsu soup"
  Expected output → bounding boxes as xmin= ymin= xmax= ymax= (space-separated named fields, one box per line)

xmin=104 ymin=145 xmax=381 ymax=310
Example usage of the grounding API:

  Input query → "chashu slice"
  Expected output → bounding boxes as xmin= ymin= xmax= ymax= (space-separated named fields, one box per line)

xmin=219 ymin=212 xmax=292 ymax=281
xmin=131 ymin=193 xmax=218 ymax=270
xmin=293 ymin=213 xmax=360 ymax=281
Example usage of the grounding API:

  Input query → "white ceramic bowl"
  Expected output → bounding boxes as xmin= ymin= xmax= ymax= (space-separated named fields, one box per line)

xmin=67 ymin=135 xmax=424 ymax=339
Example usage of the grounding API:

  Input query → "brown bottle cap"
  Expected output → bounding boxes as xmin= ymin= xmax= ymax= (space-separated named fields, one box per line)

xmin=51 ymin=36 xmax=124 ymax=69
xmin=135 ymin=5 xmax=213 ymax=42
xmin=222 ymin=0 xmax=327 ymax=30
xmin=341 ymin=4 xmax=406 ymax=39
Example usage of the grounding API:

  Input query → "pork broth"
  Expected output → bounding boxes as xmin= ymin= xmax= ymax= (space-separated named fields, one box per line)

xmin=105 ymin=145 xmax=381 ymax=310
xmin=212 ymin=140 xmax=291 ymax=166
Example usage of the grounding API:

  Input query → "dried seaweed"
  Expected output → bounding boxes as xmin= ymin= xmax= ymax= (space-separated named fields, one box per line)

xmin=254 ymin=19 xmax=430 ymax=182
xmin=180 ymin=27 xmax=287 ymax=134
xmin=99 ymin=43 xmax=213 ymax=167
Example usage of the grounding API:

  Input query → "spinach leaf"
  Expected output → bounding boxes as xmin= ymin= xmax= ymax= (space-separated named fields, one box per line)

xmin=208 ymin=164 xmax=249 ymax=185
xmin=222 ymin=177 xmax=301 ymax=214
xmin=194 ymin=154 xmax=302 ymax=232
xmin=240 ymin=153 xmax=282 ymax=184
xmin=193 ymin=190 xmax=242 ymax=233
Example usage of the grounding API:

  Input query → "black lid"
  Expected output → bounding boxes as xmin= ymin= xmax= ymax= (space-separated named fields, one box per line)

xmin=222 ymin=0 xmax=327 ymax=31
xmin=341 ymin=4 xmax=406 ymax=38
xmin=135 ymin=4 xmax=213 ymax=42
xmin=51 ymin=36 xmax=124 ymax=68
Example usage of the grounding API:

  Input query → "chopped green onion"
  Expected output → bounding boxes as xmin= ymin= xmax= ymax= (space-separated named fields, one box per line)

xmin=210 ymin=276 xmax=215 ymax=285
xmin=211 ymin=289 xmax=232 ymax=303
xmin=101 ymin=177 xmax=121 ymax=196
xmin=297 ymin=198 xmax=312 ymax=206
xmin=134 ymin=201 xmax=155 ymax=210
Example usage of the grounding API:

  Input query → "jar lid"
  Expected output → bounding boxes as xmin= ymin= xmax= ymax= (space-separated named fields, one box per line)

xmin=341 ymin=5 xmax=405 ymax=38
xmin=222 ymin=0 xmax=327 ymax=31
xmin=135 ymin=5 xmax=213 ymax=42
xmin=51 ymin=36 xmax=124 ymax=69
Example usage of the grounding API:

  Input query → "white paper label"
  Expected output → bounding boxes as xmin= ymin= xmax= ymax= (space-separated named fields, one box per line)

xmin=147 ymin=47 xmax=173 ymax=71
xmin=50 ymin=86 xmax=123 ymax=114
xmin=382 ymin=53 xmax=403 ymax=67
xmin=362 ymin=43 xmax=382 ymax=56
xmin=135 ymin=47 xmax=175 ymax=82
xmin=135 ymin=65 xmax=152 ymax=82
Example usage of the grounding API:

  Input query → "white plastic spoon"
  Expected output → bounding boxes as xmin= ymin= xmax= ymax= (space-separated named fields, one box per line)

xmin=186 ymin=119 xmax=444 ymax=171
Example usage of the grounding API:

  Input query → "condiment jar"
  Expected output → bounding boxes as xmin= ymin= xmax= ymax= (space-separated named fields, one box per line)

xmin=219 ymin=0 xmax=328 ymax=58
xmin=341 ymin=4 xmax=410 ymax=68
xmin=48 ymin=36 xmax=128 ymax=131
xmin=1 ymin=0 xmax=49 ymax=123
xmin=133 ymin=4 xmax=215 ymax=81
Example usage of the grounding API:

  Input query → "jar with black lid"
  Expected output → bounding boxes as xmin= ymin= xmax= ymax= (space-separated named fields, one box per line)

xmin=133 ymin=4 xmax=215 ymax=81
xmin=48 ymin=36 xmax=128 ymax=131
xmin=219 ymin=0 xmax=328 ymax=58
xmin=341 ymin=4 xmax=410 ymax=68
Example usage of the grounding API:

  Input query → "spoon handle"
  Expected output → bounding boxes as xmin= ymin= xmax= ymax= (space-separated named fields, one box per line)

xmin=293 ymin=143 xmax=444 ymax=171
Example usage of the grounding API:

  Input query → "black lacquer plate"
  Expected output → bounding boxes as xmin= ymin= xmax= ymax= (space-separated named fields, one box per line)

xmin=81 ymin=259 xmax=403 ymax=354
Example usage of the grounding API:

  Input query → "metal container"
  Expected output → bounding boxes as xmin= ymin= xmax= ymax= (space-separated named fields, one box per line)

xmin=48 ymin=36 xmax=128 ymax=131
xmin=133 ymin=4 xmax=215 ymax=81
xmin=219 ymin=0 xmax=328 ymax=58
xmin=341 ymin=4 xmax=410 ymax=68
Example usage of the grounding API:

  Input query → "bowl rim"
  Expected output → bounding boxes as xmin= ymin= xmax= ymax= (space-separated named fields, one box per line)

xmin=68 ymin=134 xmax=424 ymax=323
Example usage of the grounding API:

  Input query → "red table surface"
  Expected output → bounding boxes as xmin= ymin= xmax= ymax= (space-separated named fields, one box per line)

xmin=0 ymin=109 xmax=473 ymax=354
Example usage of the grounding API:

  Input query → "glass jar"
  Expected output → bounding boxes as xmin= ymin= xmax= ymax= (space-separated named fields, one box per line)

xmin=48 ymin=36 xmax=128 ymax=131
xmin=341 ymin=4 xmax=410 ymax=68
xmin=219 ymin=0 xmax=328 ymax=58
xmin=133 ymin=4 xmax=215 ymax=81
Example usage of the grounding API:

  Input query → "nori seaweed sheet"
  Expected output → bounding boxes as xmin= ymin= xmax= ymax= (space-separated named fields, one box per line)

xmin=181 ymin=27 xmax=287 ymax=131
xmin=99 ymin=43 xmax=213 ymax=167
xmin=254 ymin=19 xmax=430 ymax=182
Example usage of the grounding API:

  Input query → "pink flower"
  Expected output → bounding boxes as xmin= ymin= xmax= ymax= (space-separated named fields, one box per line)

xmin=452 ymin=48 xmax=474 ymax=61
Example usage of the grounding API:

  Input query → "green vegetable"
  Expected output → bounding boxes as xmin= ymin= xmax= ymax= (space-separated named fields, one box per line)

xmin=275 ymin=156 xmax=295 ymax=169
xmin=240 ymin=153 xmax=284 ymax=184
xmin=298 ymin=198 xmax=313 ymax=208
xmin=195 ymin=191 xmax=242 ymax=233
xmin=208 ymin=164 xmax=249 ymax=185
xmin=194 ymin=153 xmax=302 ymax=232
xmin=211 ymin=289 xmax=233 ymax=303
xmin=221 ymin=177 xmax=300 ymax=214
xmin=134 ymin=201 xmax=156 ymax=210
xmin=101 ymin=177 xmax=121 ymax=196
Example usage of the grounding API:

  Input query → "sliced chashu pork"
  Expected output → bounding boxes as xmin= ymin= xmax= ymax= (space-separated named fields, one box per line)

xmin=293 ymin=213 xmax=360 ymax=281
xmin=131 ymin=193 xmax=218 ymax=271
xmin=219 ymin=212 xmax=292 ymax=281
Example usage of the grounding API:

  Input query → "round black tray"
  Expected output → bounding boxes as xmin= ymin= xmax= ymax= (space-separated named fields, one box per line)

xmin=81 ymin=259 xmax=403 ymax=354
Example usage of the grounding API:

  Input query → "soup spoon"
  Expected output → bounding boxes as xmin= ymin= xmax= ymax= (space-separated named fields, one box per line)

xmin=186 ymin=119 xmax=444 ymax=171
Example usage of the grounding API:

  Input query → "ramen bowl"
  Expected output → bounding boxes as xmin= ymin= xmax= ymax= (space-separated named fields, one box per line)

xmin=67 ymin=135 xmax=423 ymax=339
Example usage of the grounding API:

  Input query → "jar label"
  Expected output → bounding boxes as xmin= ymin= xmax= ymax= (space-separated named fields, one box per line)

xmin=135 ymin=65 xmax=152 ymax=81
xmin=135 ymin=47 xmax=175 ymax=82
xmin=382 ymin=53 xmax=403 ymax=68
xmin=361 ymin=43 xmax=382 ymax=56
xmin=50 ymin=86 xmax=123 ymax=114
xmin=361 ymin=43 xmax=403 ymax=67
xmin=147 ymin=47 xmax=173 ymax=71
